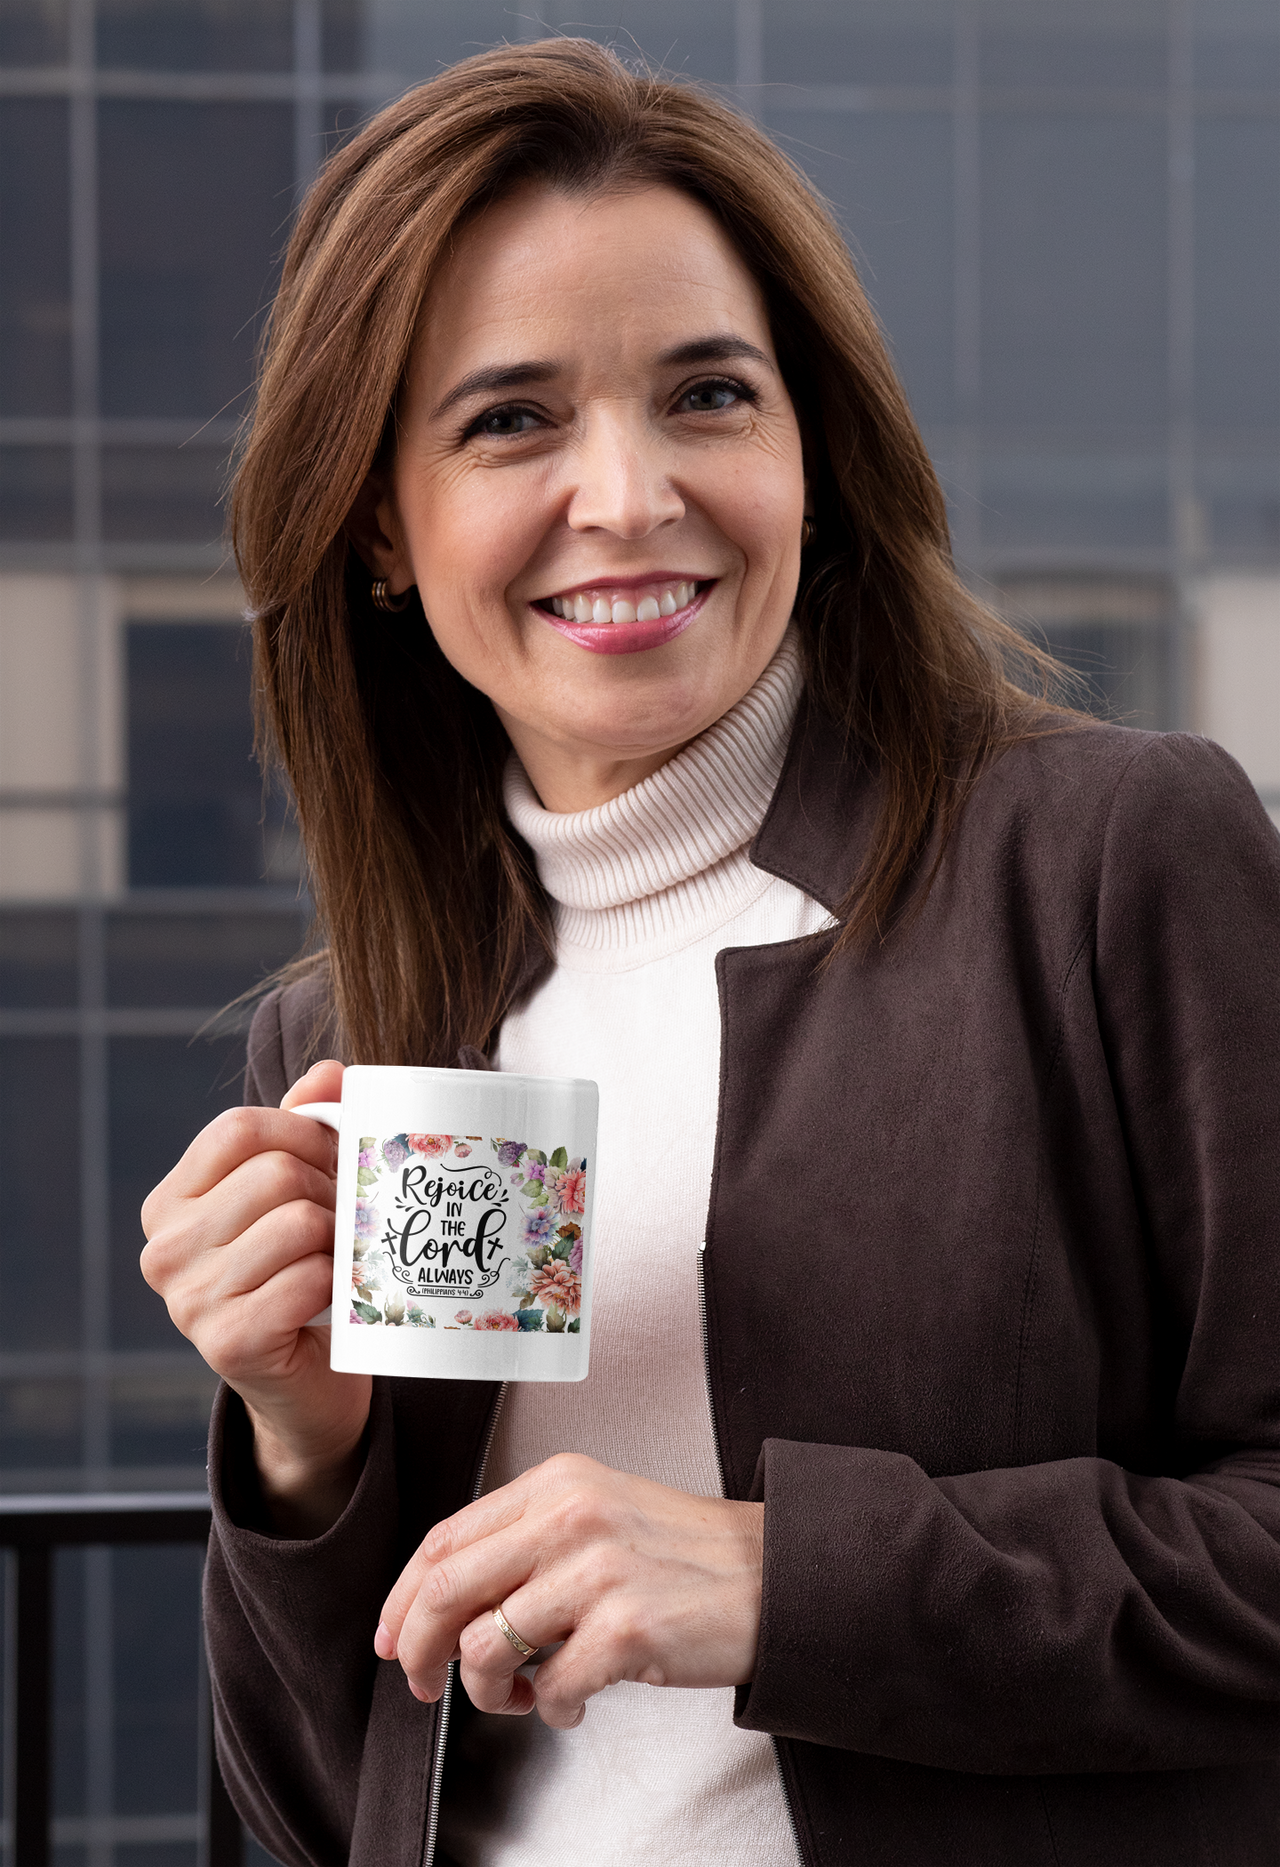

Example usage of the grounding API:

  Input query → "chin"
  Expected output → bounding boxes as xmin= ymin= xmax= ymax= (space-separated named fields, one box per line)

xmin=570 ymin=677 xmax=729 ymax=750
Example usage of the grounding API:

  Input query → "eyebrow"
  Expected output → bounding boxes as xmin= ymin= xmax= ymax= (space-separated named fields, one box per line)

xmin=429 ymin=361 xmax=559 ymax=422
xmin=429 ymin=334 xmax=773 ymax=422
xmin=655 ymin=335 xmax=773 ymax=371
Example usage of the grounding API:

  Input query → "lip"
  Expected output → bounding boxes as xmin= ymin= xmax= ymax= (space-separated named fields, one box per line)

xmin=533 ymin=582 xmax=710 ymax=656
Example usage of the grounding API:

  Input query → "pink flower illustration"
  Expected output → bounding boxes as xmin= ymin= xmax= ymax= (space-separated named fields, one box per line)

xmin=454 ymin=1142 xmax=472 ymax=1157
xmin=407 ymin=1133 xmax=452 ymax=1157
xmin=473 ymin=1310 xmax=520 ymax=1330
xmin=454 ymin=1308 xmax=473 ymax=1325
xmin=550 ymin=1165 xmax=586 ymax=1216
xmin=528 ymin=1261 xmax=582 ymax=1317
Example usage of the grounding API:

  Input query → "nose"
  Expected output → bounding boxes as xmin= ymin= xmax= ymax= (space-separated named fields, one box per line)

xmin=565 ymin=406 xmax=685 ymax=539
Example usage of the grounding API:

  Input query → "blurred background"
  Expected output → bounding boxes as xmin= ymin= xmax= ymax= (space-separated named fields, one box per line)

xmin=1 ymin=0 xmax=1277 ymax=1859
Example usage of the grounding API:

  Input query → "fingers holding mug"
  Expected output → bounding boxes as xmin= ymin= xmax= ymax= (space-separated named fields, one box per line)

xmin=282 ymin=1058 xmax=346 ymax=1114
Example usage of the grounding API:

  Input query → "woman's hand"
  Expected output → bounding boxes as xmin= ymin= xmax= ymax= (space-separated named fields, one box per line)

xmin=374 ymin=1453 xmax=764 ymax=1727
xmin=140 ymin=1059 xmax=372 ymax=1536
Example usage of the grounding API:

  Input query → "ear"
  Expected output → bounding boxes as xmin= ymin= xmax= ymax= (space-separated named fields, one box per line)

xmin=345 ymin=469 xmax=415 ymax=592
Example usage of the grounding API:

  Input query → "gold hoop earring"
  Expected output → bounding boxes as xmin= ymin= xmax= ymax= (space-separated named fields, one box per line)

xmin=800 ymin=517 xmax=816 ymax=549
xmin=371 ymin=578 xmax=412 ymax=613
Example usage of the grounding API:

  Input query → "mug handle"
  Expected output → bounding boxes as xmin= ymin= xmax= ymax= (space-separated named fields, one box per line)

xmin=290 ymin=1101 xmax=342 ymax=1326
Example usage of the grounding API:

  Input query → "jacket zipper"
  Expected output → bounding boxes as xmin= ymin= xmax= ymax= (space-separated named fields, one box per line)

xmin=421 ymin=1380 xmax=509 ymax=1867
xmin=697 ymin=1244 xmax=807 ymax=1867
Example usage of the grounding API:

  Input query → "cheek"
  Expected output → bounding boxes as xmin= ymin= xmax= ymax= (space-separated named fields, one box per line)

xmin=701 ymin=429 xmax=805 ymax=558
xmin=403 ymin=474 xmax=540 ymax=615
xmin=718 ymin=474 xmax=804 ymax=575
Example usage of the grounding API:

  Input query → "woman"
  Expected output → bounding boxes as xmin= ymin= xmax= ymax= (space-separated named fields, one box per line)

xmin=141 ymin=37 xmax=1280 ymax=1867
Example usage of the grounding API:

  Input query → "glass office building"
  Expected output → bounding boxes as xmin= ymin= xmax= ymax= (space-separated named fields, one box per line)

xmin=1 ymin=0 xmax=1278 ymax=1858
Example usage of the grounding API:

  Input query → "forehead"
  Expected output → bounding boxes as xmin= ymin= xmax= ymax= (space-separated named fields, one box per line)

xmin=407 ymin=182 xmax=776 ymax=393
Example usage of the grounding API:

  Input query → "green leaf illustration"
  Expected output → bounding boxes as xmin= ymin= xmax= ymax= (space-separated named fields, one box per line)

xmin=352 ymin=1300 xmax=380 ymax=1324
xmin=551 ymin=1238 xmax=573 ymax=1261
xmin=527 ymin=1184 xmax=547 ymax=1205
xmin=567 ymin=1318 xmax=580 ymax=1333
xmin=550 ymin=1146 xmax=568 ymax=1171
xmin=356 ymin=1167 xmax=378 ymax=1186
xmin=528 ymin=1148 xmax=547 ymax=1166
xmin=359 ymin=1136 xmax=376 ymax=1150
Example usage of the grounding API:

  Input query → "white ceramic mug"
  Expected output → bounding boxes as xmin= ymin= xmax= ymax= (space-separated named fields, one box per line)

xmin=294 ymin=1065 xmax=598 ymax=1381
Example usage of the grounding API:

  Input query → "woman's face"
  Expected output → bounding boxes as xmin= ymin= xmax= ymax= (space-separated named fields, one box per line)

xmin=366 ymin=182 xmax=806 ymax=811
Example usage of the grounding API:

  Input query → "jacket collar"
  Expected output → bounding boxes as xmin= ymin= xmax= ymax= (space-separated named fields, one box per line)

xmin=749 ymin=692 xmax=879 ymax=918
xmin=502 ymin=688 xmax=877 ymax=1034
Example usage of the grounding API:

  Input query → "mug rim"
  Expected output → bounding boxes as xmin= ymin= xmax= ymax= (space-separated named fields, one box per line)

xmin=341 ymin=1064 xmax=597 ymax=1094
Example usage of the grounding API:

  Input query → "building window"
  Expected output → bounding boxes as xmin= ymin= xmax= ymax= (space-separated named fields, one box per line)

xmin=127 ymin=622 xmax=299 ymax=889
xmin=1000 ymin=578 xmax=1175 ymax=731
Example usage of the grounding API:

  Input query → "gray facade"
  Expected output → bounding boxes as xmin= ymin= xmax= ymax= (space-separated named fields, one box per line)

xmin=0 ymin=0 xmax=1277 ymax=1858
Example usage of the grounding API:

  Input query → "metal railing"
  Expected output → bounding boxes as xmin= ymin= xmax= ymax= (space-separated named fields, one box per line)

xmin=0 ymin=1492 xmax=243 ymax=1867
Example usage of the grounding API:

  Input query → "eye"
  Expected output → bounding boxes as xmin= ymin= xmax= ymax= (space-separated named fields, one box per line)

xmin=676 ymin=377 xmax=757 ymax=415
xmin=464 ymin=403 xmax=544 ymax=439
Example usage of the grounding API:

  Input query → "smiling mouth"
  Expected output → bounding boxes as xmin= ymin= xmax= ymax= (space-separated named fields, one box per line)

xmin=535 ymin=579 xmax=706 ymax=625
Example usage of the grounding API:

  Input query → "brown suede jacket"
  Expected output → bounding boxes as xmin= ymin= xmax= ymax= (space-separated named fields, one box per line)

xmin=206 ymin=701 xmax=1280 ymax=1866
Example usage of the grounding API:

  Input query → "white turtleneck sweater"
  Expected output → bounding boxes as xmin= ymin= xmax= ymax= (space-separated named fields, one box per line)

xmin=436 ymin=632 xmax=831 ymax=1867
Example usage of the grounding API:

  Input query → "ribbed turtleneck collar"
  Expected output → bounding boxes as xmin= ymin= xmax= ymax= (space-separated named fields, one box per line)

xmin=502 ymin=629 xmax=804 ymax=966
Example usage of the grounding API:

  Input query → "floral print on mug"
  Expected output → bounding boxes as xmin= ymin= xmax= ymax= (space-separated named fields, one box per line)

xmin=349 ymin=1133 xmax=586 ymax=1332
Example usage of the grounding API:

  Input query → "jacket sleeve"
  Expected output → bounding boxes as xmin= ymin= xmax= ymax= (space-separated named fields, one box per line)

xmin=736 ymin=733 xmax=1280 ymax=1773
xmin=205 ymin=987 xmax=438 ymax=1865
xmin=242 ymin=968 xmax=339 ymax=1109
xmin=204 ymin=1381 xmax=413 ymax=1867
xmin=242 ymin=985 xmax=287 ymax=1109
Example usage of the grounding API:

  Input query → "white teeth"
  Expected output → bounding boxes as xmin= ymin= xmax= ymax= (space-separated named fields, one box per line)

xmin=546 ymin=580 xmax=701 ymax=622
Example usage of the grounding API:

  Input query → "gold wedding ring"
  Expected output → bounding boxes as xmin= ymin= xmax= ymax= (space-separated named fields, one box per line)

xmin=492 ymin=1605 xmax=539 ymax=1659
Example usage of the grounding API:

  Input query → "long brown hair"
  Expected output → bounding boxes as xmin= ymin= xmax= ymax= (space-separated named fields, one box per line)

xmin=233 ymin=36 xmax=1055 ymax=1067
